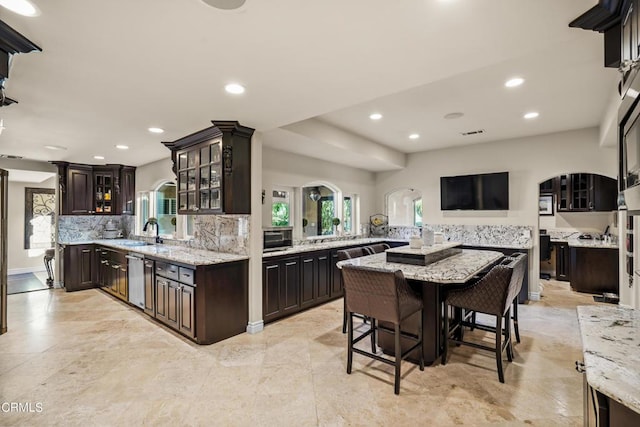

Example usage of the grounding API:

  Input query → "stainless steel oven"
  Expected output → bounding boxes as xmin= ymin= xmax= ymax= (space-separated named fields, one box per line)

xmin=263 ymin=227 xmax=293 ymax=252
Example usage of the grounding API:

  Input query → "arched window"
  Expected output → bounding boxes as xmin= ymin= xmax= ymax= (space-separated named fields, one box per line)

xmin=137 ymin=181 xmax=178 ymax=237
xmin=386 ymin=188 xmax=422 ymax=226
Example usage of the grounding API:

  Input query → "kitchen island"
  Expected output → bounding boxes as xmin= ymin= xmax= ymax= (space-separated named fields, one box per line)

xmin=577 ymin=305 xmax=640 ymax=426
xmin=338 ymin=248 xmax=504 ymax=365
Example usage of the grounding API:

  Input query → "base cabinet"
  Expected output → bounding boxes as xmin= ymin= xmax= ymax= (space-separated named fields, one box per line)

xmin=63 ymin=244 xmax=95 ymax=291
xmin=155 ymin=264 xmax=195 ymax=339
xmin=570 ymin=247 xmax=619 ymax=294
xmin=554 ymin=242 xmax=571 ymax=282
xmin=143 ymin=259 xmax=155 ymax=316
xmin=263 ymin=256 xmax=300 ymax=323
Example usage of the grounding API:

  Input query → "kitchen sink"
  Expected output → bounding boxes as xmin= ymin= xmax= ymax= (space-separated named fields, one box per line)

xmin=120 ymin=241 xmax=153 ymax=247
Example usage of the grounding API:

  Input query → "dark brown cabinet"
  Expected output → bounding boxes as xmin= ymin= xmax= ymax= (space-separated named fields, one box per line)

xmin=154 ymin=261 xmax=196 ymax=339
xmin=53 ymin=162 xmax=136 ymax=215
xmin=554 ymin=174 xmax=617 ymax=213
xmin=262 ymin=256 xmax=300 ymax=323
xmin=300 ymin=250 xmax=331 ymax=308
xmin=65 ymin=165 xmax=93 ymax=214
xmin=63 ymin=244 xmax=95 ymax=291
xmin=570 ymin=247 xmax=619 ymax=294
xmin=162 ymin=120 xmax=254 ymax=215
xmin=143 ymin=259 xmax=155 ymax=317
xmin=554 ymin=241 xmax=571 ymax=282
xmin=330 ymin=250 xmax=343 ymax=297
xmin=539 ymin=178 xmax=554 ymax=194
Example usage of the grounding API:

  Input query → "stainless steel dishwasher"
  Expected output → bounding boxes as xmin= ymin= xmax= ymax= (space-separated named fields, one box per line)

xmin=126 ymin=253 xmax=145 ymax=309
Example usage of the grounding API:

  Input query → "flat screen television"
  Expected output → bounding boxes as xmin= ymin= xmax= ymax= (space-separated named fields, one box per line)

xmin=440 ymin=172 xmax=509 ymax=210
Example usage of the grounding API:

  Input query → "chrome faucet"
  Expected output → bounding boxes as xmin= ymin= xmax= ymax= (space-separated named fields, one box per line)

xmin=143 ymin=219 xmax=163 ymax=244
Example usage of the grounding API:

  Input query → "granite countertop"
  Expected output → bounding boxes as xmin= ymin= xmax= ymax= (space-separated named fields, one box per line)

xmin=577 ymin=305 xmax=640 ymax=415
xmin=59 ymin=239 xmax=248 ymax=266
xmin=262 ymin=237 xmax=390 ymax=258
xmin=336 ymin=249 xmax=503 ymax=284
xmin=550 ymin=237 xmax=619 ymax=249
xmin=458 ymin=242 xmax=532 ymax=250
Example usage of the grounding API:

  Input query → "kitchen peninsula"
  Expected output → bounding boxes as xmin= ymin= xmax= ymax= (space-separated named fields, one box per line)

xmin=577 ymin=305 xmax=640 ymax=425
xmin=60 ymin=239 xmax=248 ymax=345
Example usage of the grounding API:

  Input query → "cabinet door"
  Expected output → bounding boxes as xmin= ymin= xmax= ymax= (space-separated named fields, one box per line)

xmin=64 ymin=245 xmax=94 ymax=291
xmin=67 ymin=166 xmax=93 ymax=214
xmin=155 ymin=277 xmax=170 ymax=324
xmin=570 ymin=173 xmax=590 ymax=211
xmin=118 ymin=264 xmax=128 ymax=300
xmin=591 ymin=175 xmax=617 ymax=211
xmin=179 ymin=284 xmax=196 ymax=339
xmin=316 ymin=252 xmax=331 ymax=301
xmin=556 ymin=174 xmax=570 ymax=212
xmin=120 ymin=167 xmax=136 ymax=215
xmin=143 ymin=260 xmax=155 ymax=316
xmin=300 ymin=255 xmax=316 ymax=307
xmin=109 ymin=261 xmax=120 ymax=295
xmin=281 ymin=258 xmax=300 ymax=314
xmin=166 ymin=280 xmax=180 ymax=330
xmin=330 ymin=250 xmax=343 ymax=297
xmin=78 ymin=246 xmax=94 ymax=288
xmin=556 ymin=243 xmax=571 ymax=282
xmin=263 ymin=261 xmax=282 ymax=321
xmin=94 ymin=170 xmax=115 ymax=214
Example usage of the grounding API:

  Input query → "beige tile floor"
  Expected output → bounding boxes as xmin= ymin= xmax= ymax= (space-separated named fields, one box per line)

xmin=0 ymin=279 xmax=596 ymax=426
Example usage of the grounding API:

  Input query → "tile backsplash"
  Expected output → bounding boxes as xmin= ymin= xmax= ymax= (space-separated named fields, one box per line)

xmin=387 ymin=224 xmax=533 ymax=248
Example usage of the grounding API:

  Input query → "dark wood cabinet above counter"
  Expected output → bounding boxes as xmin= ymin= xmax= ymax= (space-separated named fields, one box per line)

xmin=539 ymin=174 xmax=617 ymax=213
xmin=162 ymin=121 xmax=254 ymax=215
xmin=52 ymin=162 xmax=136 ymax=215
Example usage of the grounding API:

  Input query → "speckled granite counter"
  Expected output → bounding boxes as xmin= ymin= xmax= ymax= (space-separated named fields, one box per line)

xmin=337 ymin=249 xmax=503 ymax=284
xmin=59 ymin=239 xmax=248 ymax=266
xmin=262 ymin=237 xmax=391 ymax=258
xmin=567 ymin=239 xmax=618 ymax=249
xmin=577 ymin=305 xmax=640 ymax=415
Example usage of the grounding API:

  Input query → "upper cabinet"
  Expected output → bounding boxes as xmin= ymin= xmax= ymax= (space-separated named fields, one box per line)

xmin=53 ymin=162 xmax=136 ymax=215
xmin=162 ymin=120 xmax=254 ymax=215
xmin=542 ymin=173 xmax=617 ymax=213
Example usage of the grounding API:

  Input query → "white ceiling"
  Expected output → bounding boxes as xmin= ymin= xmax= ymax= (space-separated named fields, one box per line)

xmin=0 ymin=0 xmax=619 ymax=172
xmin=5 ymin=168 xmax=54 ymax=182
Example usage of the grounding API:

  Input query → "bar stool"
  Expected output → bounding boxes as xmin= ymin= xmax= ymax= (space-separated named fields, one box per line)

xmin=342 ymin=264 xmax=424 ymax=395
xmin=441 ymin=254 xmax=526 ymax=383
xmin=363 ymin=243 xmax=390 ymax=255
xmin=338 ymin=247 xmax=368 ymax=334
xmin=44 ymin=248 xmax=55 ymax=288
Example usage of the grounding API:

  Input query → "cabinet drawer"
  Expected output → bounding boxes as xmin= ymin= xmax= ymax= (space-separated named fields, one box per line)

xmin=156 ymin=261 xmax=179 ymax=281
xmin=179 ymin=267 xmax=195 ymax=286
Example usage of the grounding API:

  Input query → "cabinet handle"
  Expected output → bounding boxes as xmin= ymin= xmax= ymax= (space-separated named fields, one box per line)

xmin=193 ymin=207 xmax=199 ymax=211
xmin=95 ymin=248 xmax=102 ymax=252
xmin=101 ymin=260 xmax=108 ymax=264
xmin=112 ymin=264 xmax=120 ymax=269
xmin=575 ymin=360 xmax=585 ymax=373
xmin=182 ymin=273 xmax=191 ymax=278
xmin=82 ymin=249 xmax=91 ymax=253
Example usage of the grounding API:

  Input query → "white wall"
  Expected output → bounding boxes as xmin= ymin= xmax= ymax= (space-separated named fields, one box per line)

xmin=375 ymin=127 xmax=617 ymax=297
xmin=539 ymin=211 xmax=616 ymax=235
xmin=136 ymin=157 xmax=174 ymax=192
xmin=262 ymin=147 xmax=377 ymax=235
xmin=8 ymin=177 xmax=56 ymax=273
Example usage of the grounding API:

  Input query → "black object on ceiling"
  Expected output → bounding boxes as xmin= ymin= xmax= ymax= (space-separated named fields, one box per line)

xmin=0 ymin=18 xmax=41 ymax=107
xmin=569 ymin=0 xmax=628 ymax=32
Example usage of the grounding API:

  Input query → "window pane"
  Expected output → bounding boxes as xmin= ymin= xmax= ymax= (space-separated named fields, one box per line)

xmin=211 ymin=142 xmax=221 ymax=163
xmin=211 ymin=190 xmax=221 ymax=210
xmin=272 ymin=202 xmax=290 ymax=226
xmin=343 ymin=197 xmax=352 ymax=233
xmin=200 ymin=166 xmax=209 ymax=188
xmin=414 ymin=198 xmax=423 ymax=227
xmin=320 ymin=198 xmax=334 ymax=235
xmin=200 ymin=145 xmax=210 ymax=165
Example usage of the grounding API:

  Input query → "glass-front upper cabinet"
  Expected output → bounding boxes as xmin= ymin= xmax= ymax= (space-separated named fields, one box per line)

xmin=167 ymin=121 xmax=254 ymax=215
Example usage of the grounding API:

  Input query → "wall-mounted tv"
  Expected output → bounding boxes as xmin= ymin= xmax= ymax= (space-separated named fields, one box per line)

xmin=440 ymin=172 xmax=509 ymax=210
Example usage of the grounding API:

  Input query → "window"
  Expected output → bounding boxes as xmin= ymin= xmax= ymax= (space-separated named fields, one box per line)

xmin=343 ymin=197 xmax=352 ymax=234
xmin=271 ymin=190 xmax=290 ymax=226
xmin=138 ymin=181 xmax=179 ymax=237
xmin=386 ymin=188 xmax=422 ymax=226
xmin=319 ymin=197 xmax=335 ymax=235
xmin=414 ymin=198 xmax=423 ymax=227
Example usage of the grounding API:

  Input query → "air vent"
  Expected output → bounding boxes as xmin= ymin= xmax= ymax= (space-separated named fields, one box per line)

xmin=0 ymin=154 xmax=23 ymax=159
xmin=460 ymin=129 xmax=485 ymax=136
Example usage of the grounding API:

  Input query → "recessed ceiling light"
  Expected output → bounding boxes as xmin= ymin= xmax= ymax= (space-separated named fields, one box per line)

xmin=524 ymin=112 xmax=539 ymax=119
xmin=369 ymin=113 xmax=383 ymax=120
xmin=94 ymin=155 xmax=105 ymax=160
xmin=0 ymin=0 xmax=39 ymax=17
xmin=115 ymin=145 xmax=129 ymax=150
xmin=148 ymin=127 xmax=164 ymax=134
xmin=225 ymin=83 xmax=245 ymax=94
xmin=444 ymin=112 xmax=464 ymax=120
xmin=409 ymin=133 xmax=420 ymax=140
xmin=505 ymin=77 xmax=525 ymax=88
xmin=44 ymin=145 xmax=67 ymax=151
xmin=201 ymin=0 xmax=246 ymax=10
